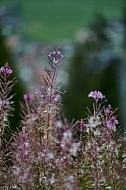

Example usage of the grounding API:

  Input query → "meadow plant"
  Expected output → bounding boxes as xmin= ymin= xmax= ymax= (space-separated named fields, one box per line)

xmin=0 ymin=50 xmax=126 ymax=189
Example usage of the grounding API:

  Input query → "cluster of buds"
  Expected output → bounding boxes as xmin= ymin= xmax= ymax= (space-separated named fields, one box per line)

xmin=0 ymin=63 xmax=13 ymax=76
xmin=48 ymin=49 xmax=64 ymax=68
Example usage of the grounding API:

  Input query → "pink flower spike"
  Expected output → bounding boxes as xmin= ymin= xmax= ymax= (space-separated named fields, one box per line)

xmin=88 ymin=91 xmax=104 ymax=101
xmin=104 ymin=104 xmax=113 ymax=114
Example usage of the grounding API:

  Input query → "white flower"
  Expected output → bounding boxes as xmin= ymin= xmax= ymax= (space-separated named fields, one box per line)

xmin=63 ymin=130 xmax=72 ymax=139
xmin=56 ymin=120 xmax=63 ymax=128
xmin=89 ymin=115 xmax=101 ymax=128
xmin=105 ymin=186 xmax=112 ymax=189
xmin=70 ymin=142 xmax=80 ymax=156
xmin=49 ymin=174 xmax=55 ymax=184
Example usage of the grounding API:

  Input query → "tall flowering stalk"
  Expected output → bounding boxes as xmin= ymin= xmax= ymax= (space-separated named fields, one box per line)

xmin=0 ymin=63 xmax=16 ymax=187
xmin=0 ymin=63 xmax=16 ymax=144
xmin=10 ymin=49 xmax=73 ymax=189
xmin=78 ymin=91 xmax=126 ymax=189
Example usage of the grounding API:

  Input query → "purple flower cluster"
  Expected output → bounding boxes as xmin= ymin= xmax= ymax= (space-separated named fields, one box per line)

xmin=88 ymin=91 xmax=104 ymax=101
xmin=106 ymin=116 xmax=119 ymax=130
xmin=80 ymin=91 xmax=119 ymax=133
xmin=24 ymin=93 xmax=35 ymax=101
xmin=48 ymin=49 xmax=64 ymax=66
xmin=104 ymin=104 xmax=119 ymax=130
xmin=35 ymin=86 xmax=45 ymax=96
xmin=104 ymin=104 xmax=112 ymax=114
xmin=0 ymin=63 xmax=13 ymax=75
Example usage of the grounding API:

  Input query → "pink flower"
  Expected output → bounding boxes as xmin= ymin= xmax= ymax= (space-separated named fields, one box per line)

xmin=104 ymin=104 xmax=113 ymax=114
xmin=36 ymin=86 xmax=45 ymax=95
xmin=106 ymin=116 xmax=119 ymax=130
xmin=88 ymin=91 xmax=104 ymax=100
xmin=48 ymin=49 xmax=64 ymax=65
xmin=0 ymin=63 xmax=13 ymax=75
xmin=24 ymin=93 xmax=34 ymax=101
xmin=53 ymin=94 xmax=61 ymax=103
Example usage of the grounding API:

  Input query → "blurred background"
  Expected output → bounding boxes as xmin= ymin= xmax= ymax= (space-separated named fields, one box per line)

xmin=0 ymin=0 xmax=126 ymax=132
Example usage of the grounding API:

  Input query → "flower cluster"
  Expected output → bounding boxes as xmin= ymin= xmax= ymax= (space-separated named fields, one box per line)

xmin=104 ymin=104 xmax=119 ymax=130
xmin=0 ymin=63 xmax=13 ymax=76
xmin=48 ymin=49 xmax=64 ymax=63
xmin=84 ymin=91 xmax=119 ymax=133
xmin=24 ymin=93 xmax=35 ymax=101
xmin=88 ymin=90 xmax=104 ymax=101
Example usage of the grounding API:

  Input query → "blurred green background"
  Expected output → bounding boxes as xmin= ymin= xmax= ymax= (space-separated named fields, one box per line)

xmin=0 ymin=0 xmax=126 ymax=133
xmin=0 ymin=0 xmax=125 ymax=42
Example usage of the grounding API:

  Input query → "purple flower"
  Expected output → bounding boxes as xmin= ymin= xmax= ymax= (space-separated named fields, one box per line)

xmin=24 ymin=93 xmax=34 ymax=101
xmin=104 ymin=104 xmax=113 ymax=114
xmin=36 ymin=86 xmax=45 ymax=95
xmin=48 ymin=49 xmax=64 ymax=64
xmin=106 ymin=116 xmax=119 ymax=130
xmin=88 ymin=91 xmax=104 ymax=100
xmin=53 ymin=94 xmax=61 ymax=103
xmin=0 ymin=63 xmax=13 ymax=75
